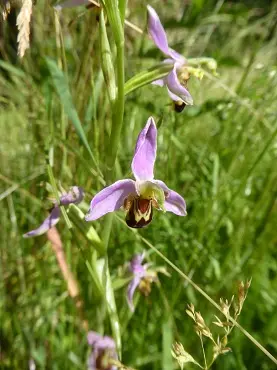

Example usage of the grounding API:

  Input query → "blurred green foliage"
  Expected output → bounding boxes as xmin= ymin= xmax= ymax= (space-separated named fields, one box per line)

xmin=1 ymin=0 xmax=277 ymax=369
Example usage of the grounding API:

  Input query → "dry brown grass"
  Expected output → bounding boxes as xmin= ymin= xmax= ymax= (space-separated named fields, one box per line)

xmin=16 ymin=0 xmax=32 ymax=58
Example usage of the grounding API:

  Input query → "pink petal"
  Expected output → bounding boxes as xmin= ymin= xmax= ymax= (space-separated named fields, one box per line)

xmin=152 ymin=78 xmax=166 ymax=87
xmin=147 ymin=5 xmax=171 ymax=57
xmin=23 ymin=207 xmax=61 ymax=238
xmin=166 ymin=65 xmax=193 ymax=105
xmin=127 ymin=276 xmax=141 ymax=312
xmin=131 ymin=117 xmax=157 ymax=181
xmin=166 ymin=87 xmax=181 ymax=102
xmin=60 ymin=186 xmax=84 ymax=205
xmin=85 ymin=180 xmax=136 ymax=221
xmin=147 ymin=6 xmax=187 ymax=63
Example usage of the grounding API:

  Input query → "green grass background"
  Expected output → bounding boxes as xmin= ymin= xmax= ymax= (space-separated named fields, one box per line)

xmin=1 ymin=0 xmax=277 ymax=369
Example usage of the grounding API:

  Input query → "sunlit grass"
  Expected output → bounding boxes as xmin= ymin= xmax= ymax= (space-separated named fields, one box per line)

xmin=1 ymin=0 xmax=277 ymax=369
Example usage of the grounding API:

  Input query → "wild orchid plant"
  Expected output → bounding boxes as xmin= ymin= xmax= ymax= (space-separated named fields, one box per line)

xmin=20 ymin=2 xmax=258 ymax=370
xmin=87 ymin=331 xmax=118 ymax=370
xmin=24 ymin=2 xmax=215 ymax=368
xmin=126 ymin=252 xmax=168 ymax=312
xmin=147 ymin=5 xmax=193 ymax=107
xmin=85 ymin=117 xmax=186 ymax=227
xmin=147 ymin=6 xmax=218 ymax=112
xmin=127 ymin=253 xmax=152 ymax=312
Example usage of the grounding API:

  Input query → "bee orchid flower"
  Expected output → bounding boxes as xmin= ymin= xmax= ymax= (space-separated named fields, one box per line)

xmin=147 ymin=5 xmax=193 ymax=106
xmin=85 ymin=117 xmax=187 ymax=228
xmin=127 ymin=252 xmax=169 ymax=312
xmin=23 ymin=186 xmax=84 ymax=237
xmin=127 ymin=253 xmax=150 ymax=312
xmin=87 ymin=331 xmax=118 ymax=370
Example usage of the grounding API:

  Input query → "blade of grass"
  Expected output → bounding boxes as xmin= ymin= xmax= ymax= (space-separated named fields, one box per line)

xmin=162 ymin=316 xmax=174 ymax=370
xmin=116 ymin=214 xmax=277 ymax=366
xmin=45 ymin=58 xmax=97 ymax=165
xmin=138 ymin=234 xmax=277 ymax=366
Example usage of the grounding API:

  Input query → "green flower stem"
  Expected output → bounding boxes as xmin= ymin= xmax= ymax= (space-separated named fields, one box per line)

xmin=124 ymin=63 xmax=173 ymax=96
xmin=47 ymin=164 xmax=72 ymax=229
xmin=99 ymin=41 xmax=125 ymax=361
xmin=118 ymin=0 xmax=127 ymax=24
xmin=68 ymin=204 xmax=105 ymax=256
xmin=102 ymin=213 xmax=114 ymax=249
xmin=99 ymin=9 xmax=117 ymax=103
xmin=96 ymin=0 xmax=126 ymax=356
xmin=107 ymin=42 xmax=125 ymax=171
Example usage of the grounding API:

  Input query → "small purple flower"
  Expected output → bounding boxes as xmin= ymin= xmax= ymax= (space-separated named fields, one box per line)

xmin=127 ymin=253 xmax=148 ymax=312
xmin=147 ymin=5 xmax=193 ymax=106
xmin=87 ymin=331 xmax=117 ymax=370
xmin=126 ymin=252 xmax=168 ymax=312
xmin=23 ymin=186 xmax=84 ymax=238
xmin=85 ymin=117 xmax=187 ymax=228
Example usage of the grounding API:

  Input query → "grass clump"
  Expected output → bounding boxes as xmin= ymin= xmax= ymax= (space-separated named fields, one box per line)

xmin=1 ymin=0 xmax=277 ymax=369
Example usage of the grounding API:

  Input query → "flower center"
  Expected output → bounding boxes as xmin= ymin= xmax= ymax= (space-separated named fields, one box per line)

xmin=96 ymin=350 xmax=115 ymax=370
xmin=124 ymin=196 xmax=153 ymax=229
xmin=124 ymin=182 xmax=166 ymax=228
xmin=138 ymin=198 xmax=151 ymax=213
xmin=138 ymin=278 xmax=152 ymax=296
xmin=174 ymin=100 xmax=187 ymax=113
xmin=138 ymin=273 xmax=158 ymax=296
xmin=178 ymin=67 xmax=190 ymax=83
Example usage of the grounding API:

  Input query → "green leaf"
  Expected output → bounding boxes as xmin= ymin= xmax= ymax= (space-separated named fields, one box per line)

xmin=45 ymin=58 xmax=95 ymax=162
xmin=112 ymin=276 xmax=132 ymax=290
xmin=97 ymin=257 xmax=122 ymax=357
xmin=99 ymin=9 xmax=117 ymax=103
xmin=0 ymin=60 xmax=26 ymax=78
xmin=162 ymin=317 xmax=174 ymax=370
xmin=101 ymin=0 xmax=124 ymax=47
xmin=68 ymin=204 xmax=105 ymax=256
xmin=124 ymin=63 xmax=173 ymax=96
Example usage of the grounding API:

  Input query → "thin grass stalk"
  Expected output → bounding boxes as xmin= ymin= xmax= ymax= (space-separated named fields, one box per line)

xmin=208 ymin=125 xmax=277 ymax=240
xmin=0 ymin=170 xmax=45 ymax=202
xmin=138 ymin=234 xmax=277 ymax=365
xmin=8 ymin=195 xmax=26 ymax=293
xmin=107 ymin=41 xmax=125 ymax=170
xmin=54 ymin=11 xmax=68 ymax=175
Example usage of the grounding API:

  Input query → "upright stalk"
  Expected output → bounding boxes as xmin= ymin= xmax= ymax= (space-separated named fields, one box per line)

xmin=101 ymin=36 xmax=125 ymax=362
xmin=108 ymin=42 xmax=125 ymax=170
xmin=97 ymin=0 xmax=126 ymax=357
xmin=118 ymin=0 xmax=127 ymax=25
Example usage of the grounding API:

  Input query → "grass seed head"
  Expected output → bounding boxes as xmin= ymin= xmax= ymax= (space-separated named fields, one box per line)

xmin=171 ymin=342 xmax=201 ymax=369
xmin=16 ymin=0 xmax=33 ymax=58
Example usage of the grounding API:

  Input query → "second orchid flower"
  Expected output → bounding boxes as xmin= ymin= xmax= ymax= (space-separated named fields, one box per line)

xmin=23 ymin=186 xmax=84 ymax=237
xmin=147 ymin=5 xmax=193 ymax=107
